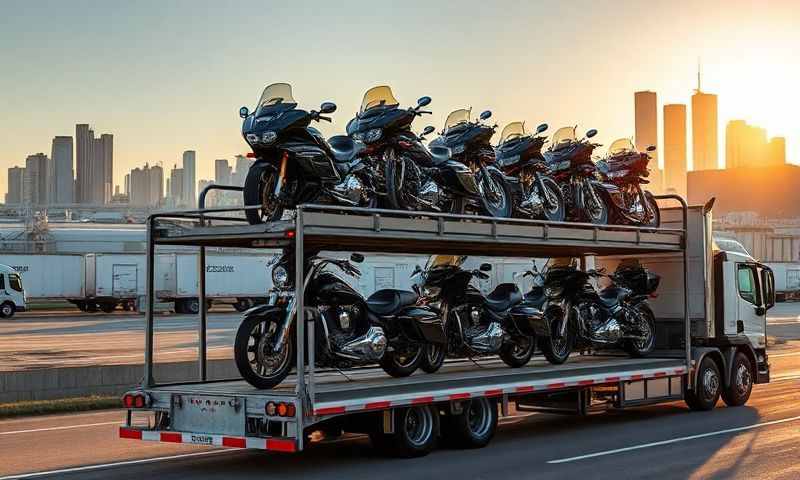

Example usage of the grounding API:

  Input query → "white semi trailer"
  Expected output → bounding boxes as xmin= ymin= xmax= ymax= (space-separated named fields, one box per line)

xmin=764 ymin=262 xmax=800 ymax=301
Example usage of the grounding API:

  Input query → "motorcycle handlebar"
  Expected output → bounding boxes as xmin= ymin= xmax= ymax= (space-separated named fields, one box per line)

xmin=416 ymin=110 xmax=432 ymax=116
xmin=317 ymin=115 xmax=332 ymax=123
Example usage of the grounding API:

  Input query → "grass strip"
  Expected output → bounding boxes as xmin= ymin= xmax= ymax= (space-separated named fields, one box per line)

xmin=0 ymin=395 xmax=120 ymax=419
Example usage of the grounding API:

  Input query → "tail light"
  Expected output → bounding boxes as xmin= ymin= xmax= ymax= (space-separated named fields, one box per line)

xmin=122 ymin=391 xmax=150 ymax=409
xmin=265 ymin=401 xmax=297 ymax=417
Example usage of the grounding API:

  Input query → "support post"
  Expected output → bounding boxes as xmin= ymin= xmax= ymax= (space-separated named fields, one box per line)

xmin=198 ymin=245 xmax=207 ymax=381
xmin=143 ymin=216 xmax=156 ymax=387
xmin=294 ymin=207 xmax=305 ymax=451
xmin=681 ymin=199 xmax=691 ymax=390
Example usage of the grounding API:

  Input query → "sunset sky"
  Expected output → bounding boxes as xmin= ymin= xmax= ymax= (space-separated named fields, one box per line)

xmin=1 ymin=0 xmax=797 ymax=200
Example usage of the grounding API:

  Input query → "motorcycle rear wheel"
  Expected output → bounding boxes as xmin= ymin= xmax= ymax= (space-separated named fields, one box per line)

xmin=499 ymin=335 xmax=535 ymax=367
xmin=380 ymin=344 xmax=423 ymax=377
xmin=244 ymin=164 xmax=284 ymax=225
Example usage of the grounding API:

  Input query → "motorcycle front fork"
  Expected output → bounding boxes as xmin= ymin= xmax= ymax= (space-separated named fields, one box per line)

xmin=271 ymin=151 xmax=289 ymax=199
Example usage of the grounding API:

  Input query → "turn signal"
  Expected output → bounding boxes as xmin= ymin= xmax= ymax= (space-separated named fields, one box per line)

xmin=265 ymin=401 xmax=296 ymax=417
xmin=122 ymin=392 xmax=149 ymax=409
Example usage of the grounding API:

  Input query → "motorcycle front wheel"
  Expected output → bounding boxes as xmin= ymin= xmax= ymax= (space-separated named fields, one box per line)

xmin=244 ymin=164 xmax=285 ymax=225
xmin=540 ymin=307 xmax=574 ymax=365
xmin=538 ymin=176 xmax=566 ymax=222
xmin=581 ymin=183 xmax=609 ymax=225
xmin=624 ymin=304 xmax=657 ymax=357
xmin=479 ymin=168 xmax=513 ymax=218
xmin=642 ymin=191 xmax=661 ymax=228
xmin=234 ymin=313 xmax=293 ymax=389
xmin=385 ymin=154 xmax=422 ymax=212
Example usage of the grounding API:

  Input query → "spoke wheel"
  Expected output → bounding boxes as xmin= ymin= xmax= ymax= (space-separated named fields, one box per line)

xmin=420 ymin=343 xmax=446 ymax=373
xmin=234 ymin=314 xmax=293 ymax=389
xmin=244 ymin=164 xmax=284 ymax=225
xmin=380 ymin=344 xmax=423 ymax=377
xmin=499 ymin=335 xmax=535 ymax=367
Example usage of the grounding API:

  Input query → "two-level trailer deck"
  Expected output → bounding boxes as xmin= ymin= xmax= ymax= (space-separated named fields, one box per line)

xmin=120 ymin=193 xmax=773 ymax=456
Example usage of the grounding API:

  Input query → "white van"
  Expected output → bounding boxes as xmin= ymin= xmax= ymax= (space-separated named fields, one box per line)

xmin=0 ymin=264 xmax=26 ymax=318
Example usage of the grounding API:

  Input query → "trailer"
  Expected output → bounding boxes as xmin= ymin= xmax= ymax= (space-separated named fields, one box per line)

xmin=80 ymin=253 xmax=146 ymax=312
xmin=0 ymin=254 xmax=84 ymax=300
xmin=120 ymin=195 xmax=775 ymax=457
xmin=764 ymin=262 xmax=800 ymax=302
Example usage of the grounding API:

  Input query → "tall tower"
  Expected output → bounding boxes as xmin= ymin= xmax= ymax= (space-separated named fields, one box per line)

xmin=24 ymin=153 xmax=50 ymax=205
xmin=75 ymin=124 xmax=93 ymax=203
xmin=634 ymin=91 xmax=661 ymax=192
xmin=6 ymin=166 xmax=26 ymax=204
xmin=691 ymin=65 xmax=718 ymax=170
xmin=51 ymin=136 xmax=74 ymax=204
xmin=99 ymin=134 xmax=114 ymax=204
xmin=182 ymin=150 xmax=196 ymax=207
xmin=663 ymin=104 xmax=687 ymax=197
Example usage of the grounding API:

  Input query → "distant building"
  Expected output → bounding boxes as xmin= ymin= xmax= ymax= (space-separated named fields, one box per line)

xmin=182 ymin=150 xmax=196 ymax=208
xmin=688 ymin=164 xmax=800 ymax=219
xmin=767 ymin=137 xmax=786 ymax=166
xmin=691 ymin=79 xmax=718 ymax=171
xmin=5 ymin=166 xmax=25 ymax=204
xmin=75 ymin=124 xmax=113 ymax=204
xmin=51 ymin=136 xmax=74 ymax=204
xmin=663 ymin=104 xmax=687 ymax=197
xmin=169 ymin=165 xmax=185 ymax=207
xmin=129 ymin=163 xmax=164 ymax=207
xmin=726 ymin=120 xmax=767 ymax=169
xmin=24 ymin=153 xmax=50 ymax=205
xmin=75 ymin=124 xmax=92 ymax=203
xmin=233 ymin=155 xmax=253 ymax=187
xmin=634 ymin=91 xmax=661 ymax=192
xmin=215 ymin=159 xmax=232 ymax=185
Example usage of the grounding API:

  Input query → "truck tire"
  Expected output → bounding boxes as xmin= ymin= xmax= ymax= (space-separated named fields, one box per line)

xmin=174 ymin=300 xmax=185 ymax=314
xmin=100 ymin=302 xmax=116 ymax=313
xmin=442 ymin=397 xmax=497 ymax=449
xmin=185 ymin=298 xmax=200 ymax=315
xmin=85 ymin=303 xmax=98 ymax=313
xmin=370 ymin=405 xmax=439 ymax=458
xmin=721 ymin=352 xmax=753 ymax=407
xmin=685 ymin=356 xmax=721 ymax=411
xmin=0 ymin=302 xmax=15 ymax=318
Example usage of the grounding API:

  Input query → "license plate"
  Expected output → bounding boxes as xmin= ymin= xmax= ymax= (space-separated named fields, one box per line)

xmin=171 ymin=394 xmax=246 ymax=437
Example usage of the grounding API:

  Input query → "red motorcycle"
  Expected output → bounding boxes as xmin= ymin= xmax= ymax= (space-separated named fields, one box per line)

xmin=594 ymin=139 xmax=660 ymax=227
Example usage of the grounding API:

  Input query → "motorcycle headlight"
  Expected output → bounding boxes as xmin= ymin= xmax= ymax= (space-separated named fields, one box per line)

xmin=246 ymin=133 xmax=260 ymax=145
xmin=363 ymin=128 xmax=383 ymax=144
xmin=261 ymin=131 xmax=278 ymax=145
xmin=545 ymin=286 xmax=564 ymax=298
xmin=352 ymin=132 xmax=364 ymax=141
xmin=272 ymin=265 xmax=289 ymax=288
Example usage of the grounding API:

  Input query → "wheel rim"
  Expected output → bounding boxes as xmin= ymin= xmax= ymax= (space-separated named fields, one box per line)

xmin=247 ymin=320 xmax=290 ymax=379
xmin=394 ymin=345 xmax=422 ymax=368
xmin=404 ymin=407 xmax=434 ymax=447
xmin=702 ymin=367 xmax=720 ymax=402
xmin=549 ymin=313 xmax=570 ymax=358
xmin=467 ymin=398 xmax=493 ymax=438
xmin=482 ymin=174 xmax=507 ymax=213
xmin=425 ymin=344 xmax=444 ymax=366
xmin=633 ymin=309 xmax=655 ymax=351
xmin=509 ymin=336 xmax=534 ymax=360
xmin=585 ymin=185 xmax=605 ymax=221
xmin=259 ymin=171 xmax=281 ymax=221
xmin=735 ymin=363 xmax=752 ymax=396
xmin=1 ymin=305 xmax=10 ymax=316
xmin=543 ymin=180 xmax=561 ymax=216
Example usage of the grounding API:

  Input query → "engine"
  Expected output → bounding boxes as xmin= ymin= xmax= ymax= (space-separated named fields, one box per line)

xmin=331 ymin=174 xmax=367 ymax=205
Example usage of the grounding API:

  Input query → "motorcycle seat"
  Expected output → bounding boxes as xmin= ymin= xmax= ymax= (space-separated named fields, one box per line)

xmin=366 ymin=289 xmax=418 ymax=315
xmin=598 ymin=286 xmax=629 ymax=307
xmin=428 ymin=145 xmax=451 ymax=166
xmin=523 ymin=287 xmax=546 ymax=308
xmin=484 ymin=283 xmax=523 ymax=312
xmin=328 ymin=135 xmax=363 ymax=163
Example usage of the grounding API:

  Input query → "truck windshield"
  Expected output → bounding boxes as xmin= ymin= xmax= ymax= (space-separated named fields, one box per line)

xmin=9 ymin=273 xmax=22 ymax=292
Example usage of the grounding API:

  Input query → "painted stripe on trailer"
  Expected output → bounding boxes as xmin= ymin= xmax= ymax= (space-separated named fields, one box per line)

xmin=119 ymin=427 xmax=296 ymax=452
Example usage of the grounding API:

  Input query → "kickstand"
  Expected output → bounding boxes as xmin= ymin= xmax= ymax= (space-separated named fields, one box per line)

xmin=333 ymin=366 xmax=355 ymax=382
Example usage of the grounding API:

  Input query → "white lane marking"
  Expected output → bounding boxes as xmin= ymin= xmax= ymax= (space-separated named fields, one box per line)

xmin=768 ymin=351 xmax=800 ymax=358
xmin=0 ymin=450 xmax=232 ymax=480
xmin=0 ymin=421 xmax=121 ymax=436
xmin=547 ymin=414 xmax=800 ymax=464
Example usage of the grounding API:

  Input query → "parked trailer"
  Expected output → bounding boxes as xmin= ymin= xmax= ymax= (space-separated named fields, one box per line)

xmin=764 ymin=262 xmax=800 ymax=302
xmin=120 ymin=198 xmax=774 ymax=457
xmin=0 ymin=254 xmax=84 ymax=300
xmin=81 ymin=253 xmax=146 ymax=312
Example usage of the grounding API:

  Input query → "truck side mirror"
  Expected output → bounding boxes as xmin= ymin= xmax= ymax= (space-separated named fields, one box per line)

xmin=761 ymin=268 xmax=775 ymax=310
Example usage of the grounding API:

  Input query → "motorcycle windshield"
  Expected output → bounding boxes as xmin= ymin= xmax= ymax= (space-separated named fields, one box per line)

xmin=551 ymin=126 xmax=577 ymax=149
xmin=444 ymin=108 xmax=472 ymax=132
xmin=608 ymin=138 xmax=636 ymax=156
xmin=360 ymin=86 xmax=400 ymax=113
xmin=425 ymin=255 xmax=467 ymax=270
xmin=499 ymin=121 xmax=526 ymax=144
xmin=257 ymin=83 xmax=296 ymax=108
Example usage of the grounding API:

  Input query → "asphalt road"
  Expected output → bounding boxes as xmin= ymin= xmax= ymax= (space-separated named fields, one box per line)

xmin=1 ymin=307 xmax=799 ymax=479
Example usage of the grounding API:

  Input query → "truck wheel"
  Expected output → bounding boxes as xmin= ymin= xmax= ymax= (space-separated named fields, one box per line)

xmin=721 ymin=352 xmax=753 ymax=407
xmin=174 ymin=300 xmax=185 ymax=314
xmin=420 ymin=344 xmax=446 ymax=373
xmin=685 ymin=356 xmax=721 ymax=411
xmin=442 ymin=397 xmax=497 ymax=449
xmin=185 ymin=298 xmax=200 ymax=315
xmin=85 ymin=303 xmax=98 ymax=313
xmin=0 ymin=302 xmax=15 ymax=318
xmin=100 ymin=302 xmax=116 ymax=313
xmin=234 ymin=298 xmax=254 ymax=312
xmin=380 ymin=345 xmax=422 ymax=377
xmin=370 ymin=405 xmax=439 ymax=458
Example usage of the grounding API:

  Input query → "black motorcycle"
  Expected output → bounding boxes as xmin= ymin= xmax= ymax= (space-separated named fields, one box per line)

xmin=595 ymin=138 xmax=660 ymax=227
xmin=427 ymin=109 xmax=514 ymax=217
xmin=544 ymin=127 xmax=609 ymax=224
xmin=233 ymin=250 xmax=444 ymax=389
xmin=240 ymin=83 xmax=375 ymax=224
xmin=411 ymin=256 xmax=537 ymax=373
xmin=495 ymin=122 xmax=566 ymax=221
xmin=532 ymin=259 xmax=658 ymax=365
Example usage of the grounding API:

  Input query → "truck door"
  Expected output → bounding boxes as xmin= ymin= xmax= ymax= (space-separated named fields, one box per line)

xmin=736 ymin=263 xmax=766 ymax=349
xmin=112 ymin=264 xmax=139 ymax=298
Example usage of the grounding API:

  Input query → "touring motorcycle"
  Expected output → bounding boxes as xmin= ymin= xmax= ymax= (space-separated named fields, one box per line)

xmin=494 ymin=122 xmax=566 ymax=221
xmin=544 ymin=126 xmax=609 ymax=224
xmin=240 ymin=83 xmax=375 ymax=224
xmin=428 ymin=109 xmax=513 ymax=217
xmin=233 ymin=250 xmax=444 ymax=389
xmin=410 ymin=256 xmax=537 ymax=373
xmin=532 ymin=258 xmax=658 ymax=365
xmin=595 ymin=138 xmax=660 ymax=227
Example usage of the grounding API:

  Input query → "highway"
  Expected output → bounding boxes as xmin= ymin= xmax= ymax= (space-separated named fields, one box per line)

xmin=0 ymin=306 xmax=799 ymax=479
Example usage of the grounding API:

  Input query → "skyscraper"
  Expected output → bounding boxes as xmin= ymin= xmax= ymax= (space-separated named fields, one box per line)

xmin=51 ymin=136 xmax=74 ymax=204
xmin=215 ymin=159 xmax=232 ymax=185
xmin=768 ymin=137 xmax=786 ymax=166
xmin=24 ymin=153 xmax=50 ymax=205
xmin=726 ymin=120 xmax=768 ymax=169
xmin=99 ymin=133 xmax=113 ymax=204
xmin=75 ymin=124 xmax=113 ymax=204
xmin=6 ymin=166 xmax=25 ymax=204
xmin=129 ymin=163 xmax=164 ymax=207
xmin=634 ymin=91 xmax=661 ymax=192
xmin=182 ymin=150 xmax=196 ymax=207
xmin=75 ymin=124 xmax=92 ymax=203
xmin=233 ymin=155 xmax=253 ymax=187
xmin=691 ymin=70 xmax=718 ymax=170
xmin=169 ymin=165 xmax=184 ymax=207
xmin=663 ymin=104 xmax=688 ymax=197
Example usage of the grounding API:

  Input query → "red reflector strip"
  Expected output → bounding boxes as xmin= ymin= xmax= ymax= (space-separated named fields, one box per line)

xmin=314 ymin=406 xmax=346 ymax=416
xmin=484 ymin=389 xmax=503 ymax=397
xmin=547 ymin=382 xmax=566 ymax=389
xmin=577 ymin=380 xmax=594 ymax=386
xmin=674 ymin=369 xmax=685 ymax=374
xmin=605 ymin=376 xmax=621 ymax=382
xmin=630 ymin=374 xmax=644 ymax=380
xmin=266 ymin=438 xmax=297 ymax=453
xmin=161 ymin=432 xmax=182 ymax=443
xmin=515 ymin=386 xmax=535 ymax=393
xmin=119 ymin=428 xmax=142 ymax=440
xmin=411 ymin=396 xmax=434 ymax=405
xmin=364 ymin=401 xmax=391 ymax=410
xmin=449 ymin=393 xmax=471 ymax=400
xmin=222 ymin=437 xmax=246 ymax=448
xmin=654 ymin=371 xmax=667 ymax=377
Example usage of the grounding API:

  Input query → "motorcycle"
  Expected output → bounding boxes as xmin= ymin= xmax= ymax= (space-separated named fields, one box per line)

xmin=346 ymin=86 xmax=474 ymax=214
xmin=428 ymin=109 xmax=514 ymax=218
xmin=411 ymin=256 xmax=537 ymax=373
xmin=240 ymin=82 xmax=375 ymax=225
xmin=233 ymin=250 xmax=444 ymax=389
xmin=544 ymin=126 xmax=609 ymax=224
xmin=531 ymin=258 xmax=658 ymax=365
xmin=495 ymin=122 xmax=566 ymax=221
xmin=595 ymin=138 xmax=661 ymax=227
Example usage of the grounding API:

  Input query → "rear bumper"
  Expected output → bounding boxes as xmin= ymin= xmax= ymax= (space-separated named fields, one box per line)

xmin=119 ymin=427 xmax=297 ymax=452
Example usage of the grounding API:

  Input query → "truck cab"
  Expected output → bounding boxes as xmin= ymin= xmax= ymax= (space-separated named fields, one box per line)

xmin=0 ymin=264 xmax=26 ymax=318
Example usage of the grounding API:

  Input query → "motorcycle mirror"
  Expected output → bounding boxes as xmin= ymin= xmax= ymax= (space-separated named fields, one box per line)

xmin=421 ymin=125 xmax=435 ymax=136
xmin=647 ymin=145 xmax=657 ymax=152
xmin=412 ymin=264 xmax=423 ymax=276
xmin=319 ymin=102 xmax=337 ymax=114
xmin=536 ymin=123 xmax=548 ymax=134
xmin=350 ymin=252 xmax=364 ymax=263
xmin=586 ymin=129 xmax=598 ymax=138
xmin=239 ymin=106 xmax=250 ymax=118
xmin=479 ymin=110 xmax=492 ymax=121
xmin=416 ymin=96 xmax=432 ymax=109
xmin=479 ymin=263 xmax=492 ymax=272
